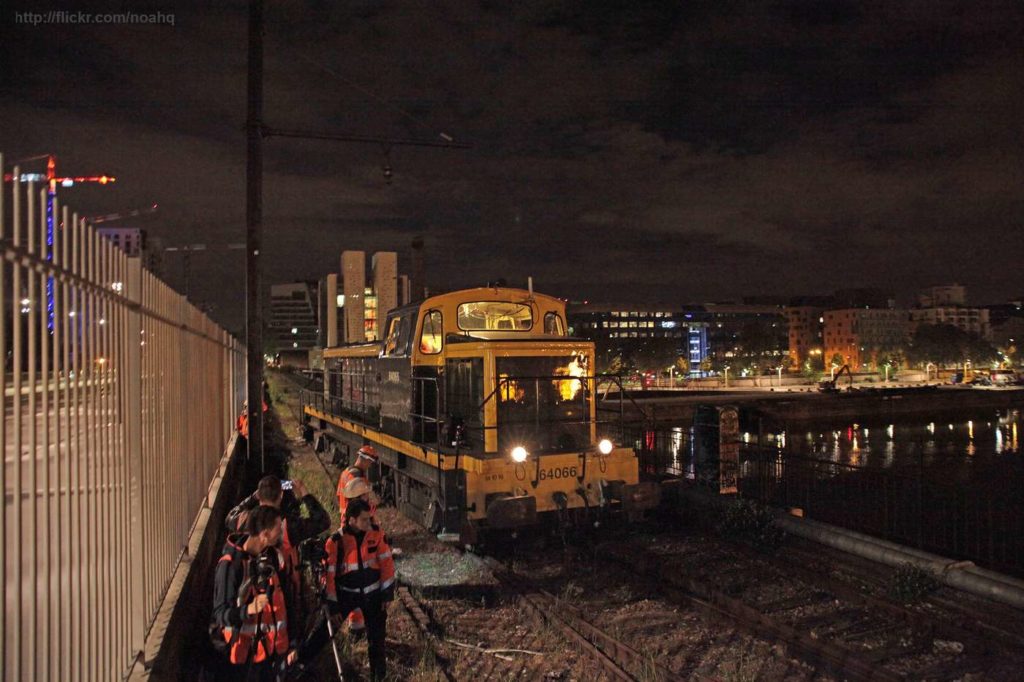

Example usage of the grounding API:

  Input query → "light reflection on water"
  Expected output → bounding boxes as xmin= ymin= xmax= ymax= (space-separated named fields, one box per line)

xmin=770 ymin=409 xmax=1021 ymax=469
xmin=642 ymin=409 xmax=1021 ymax=482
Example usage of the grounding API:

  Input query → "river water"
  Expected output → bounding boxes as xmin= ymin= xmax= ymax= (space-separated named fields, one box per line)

xmin=750 ymin=407 xmax=1021 ymax=470
xmin=641 ymin=406 xmax=1023 ymax=487
xmin=639 ymin=407 xmax=1024 ymax=574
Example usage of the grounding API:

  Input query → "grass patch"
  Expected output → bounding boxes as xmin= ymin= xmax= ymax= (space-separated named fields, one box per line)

xmin=888 ymin=562 xmax=939 ymax=603
xmin=716 ymin=499 xmax=786 ymax=553
xmin=265 ymin=369 xmax=341 ymax=528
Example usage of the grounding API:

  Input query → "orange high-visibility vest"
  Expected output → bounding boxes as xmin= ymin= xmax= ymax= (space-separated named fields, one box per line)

xmin=336 ymin=466 xmax=363 ymax=516
xmin=279 ymin=520 xmax=301 ymax=593
xmin=324 ymin=525 xmax=395 ymax=606
xmin=218 ymin=549 xmax=289 ymax=665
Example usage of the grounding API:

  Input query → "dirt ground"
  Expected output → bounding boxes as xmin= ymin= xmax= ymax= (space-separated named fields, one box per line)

xmin=263 ymin=369 xmax=1024 ymax=682
xmin=266 ymin=370 xmax=819 ymax=681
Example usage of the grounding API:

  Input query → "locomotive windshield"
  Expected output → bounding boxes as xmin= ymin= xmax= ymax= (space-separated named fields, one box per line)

xmin=495 ymin=354 xmax=590 ymax=454
xmin=457 ymin=301 xmax=533 ymax=331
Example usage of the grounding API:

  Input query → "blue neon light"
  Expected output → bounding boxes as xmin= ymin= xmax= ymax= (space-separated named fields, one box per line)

xmin=46 ymin=191 xmax=55 ymax=331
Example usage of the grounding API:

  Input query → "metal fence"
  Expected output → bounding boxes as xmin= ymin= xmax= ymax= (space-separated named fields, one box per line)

xmin=2 ymin=156 xmax=247 ymax=681
xmin=630 ymin=419 xmax=1024 ymax=577
xmin=738 ymin=446 xmax=1024 ymax=577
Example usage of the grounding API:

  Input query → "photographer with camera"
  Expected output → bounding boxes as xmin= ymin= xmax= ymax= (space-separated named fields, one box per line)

xmin=211 ymin=506 xmax=296 ymax=680
xmin=304 ymin=498 xmax=395 ymax=681
xmin=227 ymin=476 xmax=330 ymax=621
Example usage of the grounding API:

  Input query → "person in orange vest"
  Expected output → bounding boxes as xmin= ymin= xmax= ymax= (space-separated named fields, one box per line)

xmin=337 ymin=476 xmax=382 ymax=635
xmin=237 ymin=402 xmax=249 ymax=440
xmin=211 ymin=506 xmax=296 ymax=680
xmin=236 ymin=400 xmax=270 ymax=440
xmin=225 ymin=476 xmax=330 ymax=631
xmin=342 ymin=477 xmax=379 ymax=519
xmin=336 ymin=444 xmax=379 ymax=515
xmin=306 ymin=498 xmax=395 ymax=681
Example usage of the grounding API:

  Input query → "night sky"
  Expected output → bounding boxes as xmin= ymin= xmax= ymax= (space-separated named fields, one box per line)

xmin=3 ymin=0 xmax=1022 ymax=335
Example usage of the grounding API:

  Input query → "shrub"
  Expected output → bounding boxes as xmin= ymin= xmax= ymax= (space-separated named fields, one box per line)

xmin=888 ymin=562 xmax=939 ymax=602
xmin=717 ymin=499 xmax=786 ymax=552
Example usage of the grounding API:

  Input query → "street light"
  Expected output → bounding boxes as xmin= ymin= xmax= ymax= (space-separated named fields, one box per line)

xmin=724 ymin=365 xmax=730 ymax=389
xmin=776 ymin=366 xmax=783 ymax=387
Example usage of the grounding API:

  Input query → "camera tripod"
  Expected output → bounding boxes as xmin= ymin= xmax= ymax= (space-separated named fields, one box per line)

xmin=302 ymin=541 xmax=346 ymax=682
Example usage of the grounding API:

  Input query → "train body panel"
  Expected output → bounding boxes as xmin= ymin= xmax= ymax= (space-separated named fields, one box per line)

xmin=303 ymin=286 xmax=659 ymax=538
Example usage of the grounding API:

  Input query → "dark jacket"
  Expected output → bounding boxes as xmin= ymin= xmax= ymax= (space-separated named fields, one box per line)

xmin=225 ymin=490 xmax=330 ymax=546
xmin=211 ymin=534 xmax=254 ymax=631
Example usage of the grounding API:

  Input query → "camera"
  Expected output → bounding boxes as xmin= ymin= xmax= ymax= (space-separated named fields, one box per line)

xmin=299 ymin=538 xmax=328 ymax=570
xmin=280 ymin=479 xmax=294 ymax=491
xmin=254 ymin=551 xmax=277 ymax=592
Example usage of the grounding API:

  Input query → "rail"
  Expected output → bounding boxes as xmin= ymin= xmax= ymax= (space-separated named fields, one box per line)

xmin=1 ymin=158 xmax=246 ymax=681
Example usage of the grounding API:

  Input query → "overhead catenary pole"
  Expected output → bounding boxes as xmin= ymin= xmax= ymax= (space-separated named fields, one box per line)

xmin=246 ymin=0 xmax=265 ymax=470
xmin=243 ymin=5 xmax=469 ymax=474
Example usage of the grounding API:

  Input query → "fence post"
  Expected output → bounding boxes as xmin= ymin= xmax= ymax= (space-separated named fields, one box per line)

xmin=124 ymin=256 xmax=146 ymax=658
xmin=917 ymin=450 xmax=925 ymax=549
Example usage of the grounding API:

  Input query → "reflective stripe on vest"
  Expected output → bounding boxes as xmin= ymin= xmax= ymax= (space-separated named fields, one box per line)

xmin=224 ymin=571 xmax=289 ymax=664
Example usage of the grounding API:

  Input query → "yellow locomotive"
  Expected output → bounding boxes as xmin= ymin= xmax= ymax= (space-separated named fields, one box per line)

xmin=302 ymin=286 xmax=659 ymax=542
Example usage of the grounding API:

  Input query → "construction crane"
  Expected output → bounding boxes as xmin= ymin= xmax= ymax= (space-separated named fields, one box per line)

xmin=88 ymin=204 xmax=159 ymax=225
xmin=819 ymin=365 xmax=854 ymax=393
xmin=4 ymin=154 xmax=117 ymax=330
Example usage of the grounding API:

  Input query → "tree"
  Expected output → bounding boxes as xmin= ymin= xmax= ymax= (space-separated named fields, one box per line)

xmin=698 ymin=357 xmax=713 ymax=375
xmin=595 ymin=341 xmax=625 ymax=375
xmin=906 ymin=324 xmax=999 ymax=367
xmin=631 ymin=337 xmax=682 ymax=374
xmin=829 ymin=352 xmax=845 ymax=368
xmin=878 ymin=351 xmax=904 ymax=371
xmin=733 ymin=320 xmax=783 ymax=372
xmin=800 ymin=359 xmax=822 ymax=382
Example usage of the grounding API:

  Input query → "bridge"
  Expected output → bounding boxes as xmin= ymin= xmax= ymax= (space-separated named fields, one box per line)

xmin=2 ymin=157 xmax=249 ymax=680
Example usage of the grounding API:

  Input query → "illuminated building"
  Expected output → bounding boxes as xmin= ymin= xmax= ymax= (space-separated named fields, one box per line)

xmin=316 ymin=250 xmax=408 ymax=349
xmin=270 ymin=282 xmax=318 ymax=366
xmin=566 ymin=302 xmax=786 ymax=376
xmin=824 ymin=308 xmax=909 ymax=370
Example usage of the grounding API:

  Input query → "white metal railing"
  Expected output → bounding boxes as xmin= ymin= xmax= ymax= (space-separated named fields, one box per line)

xmin=1 ymin=154 xmax=246 ymax=681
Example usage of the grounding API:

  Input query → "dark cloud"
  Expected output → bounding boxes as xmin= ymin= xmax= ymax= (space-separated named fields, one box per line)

xmin=1 ymin=0 xmax=1022 ymax=335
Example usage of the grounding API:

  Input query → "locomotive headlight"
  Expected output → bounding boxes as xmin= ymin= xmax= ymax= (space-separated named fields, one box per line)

xmin=598 ymin=439 xmax=614 ymax=455
xmin=510 ymin=445 xmax=529 ymax=463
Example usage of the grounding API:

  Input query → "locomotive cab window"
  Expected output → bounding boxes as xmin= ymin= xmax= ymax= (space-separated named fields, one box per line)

xmin=457 ymin=301 xmax=533 ymax=331
xmin=383 ymin=312 xmax=413 ymax=356
xmin=419 ymin=310 xmax=443 ymax=354
xmin=543 ymin=312 xmax=566 ymax=336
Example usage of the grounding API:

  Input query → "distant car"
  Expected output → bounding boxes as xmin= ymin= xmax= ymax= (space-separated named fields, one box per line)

xmin=950 ymin=372 xmax=964 ymax=384
xmin=970 ymin=376 xmax=992 ymax=386
xmin=991 ymin=369 xmax=1020 ymax=386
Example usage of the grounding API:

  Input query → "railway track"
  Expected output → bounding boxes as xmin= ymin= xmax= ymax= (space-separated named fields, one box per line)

xmin=273 ymin=370 xmax=1024 ymax=679
xmin=604 ymin=532 xmax=1024 ymax=681
xmin=780 ymin=538 xmax=1024 ymax=656
xmin=396 ymin=563 xmax=689 ymax=681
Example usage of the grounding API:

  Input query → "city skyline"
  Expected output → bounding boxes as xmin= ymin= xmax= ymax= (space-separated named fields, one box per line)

xmin=3 ymin=0 xmax=1022 ymax=336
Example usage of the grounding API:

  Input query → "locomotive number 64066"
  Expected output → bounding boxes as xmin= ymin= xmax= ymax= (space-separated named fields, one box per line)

xmin=539 ymin=466 xmax=578 ymax=481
